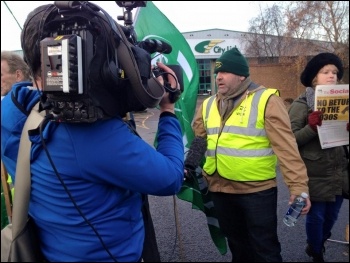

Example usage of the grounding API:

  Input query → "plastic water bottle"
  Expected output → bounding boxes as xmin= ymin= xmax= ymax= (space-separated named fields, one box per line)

xmin=283 ymin=192 xmax=308 ymax=227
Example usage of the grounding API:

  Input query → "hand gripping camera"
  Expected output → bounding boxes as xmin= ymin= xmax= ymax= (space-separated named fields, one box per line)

xmin=152 ymin=65 xmax=183 ymax=103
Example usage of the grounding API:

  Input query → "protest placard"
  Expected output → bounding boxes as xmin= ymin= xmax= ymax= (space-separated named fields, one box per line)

xmin=314 ymin=84 xmax=349 ymax=149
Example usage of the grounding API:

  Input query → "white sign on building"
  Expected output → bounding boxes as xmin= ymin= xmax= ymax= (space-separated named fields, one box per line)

xmin=186 ymin=38 xmax=244 ymax=59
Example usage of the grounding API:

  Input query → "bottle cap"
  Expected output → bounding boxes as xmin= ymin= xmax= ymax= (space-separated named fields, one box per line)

xmin=301 ymin=192 xmax=308 ymax=198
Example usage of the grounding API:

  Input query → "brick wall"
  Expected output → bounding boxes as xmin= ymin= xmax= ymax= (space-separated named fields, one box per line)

xmin=249 ymin=63 xmax=349 ymax=100
xmin=249 ymin=63 xmax=302 ymax=99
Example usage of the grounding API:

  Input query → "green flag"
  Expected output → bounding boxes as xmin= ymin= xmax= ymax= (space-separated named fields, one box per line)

xmin=134 ymin=2 xmax=227 ymax=255
xmin=134 ymin=1 xmax=198 ymax=148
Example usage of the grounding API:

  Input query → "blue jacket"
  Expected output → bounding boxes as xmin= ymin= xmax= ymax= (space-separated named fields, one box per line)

xmin=1 ymin=81 xmax=40 ymax=179
xmin=1 ymin=83 xmax=184 ymax=262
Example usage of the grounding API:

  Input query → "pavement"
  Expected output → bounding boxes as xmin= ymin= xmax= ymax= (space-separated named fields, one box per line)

xmin=133 ymin=97 xmax=349 ymax=262
xmin=133 ymin=95 xmax=209 ymax=145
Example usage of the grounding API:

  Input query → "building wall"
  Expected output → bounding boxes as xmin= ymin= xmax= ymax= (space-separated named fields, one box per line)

xmin=249 ymin=63 xmax=349 ymax=100
xmin=207 ymin=59 xmax=302 ymax=99
xmin=249 ymin=63 xmax=302 ymax=99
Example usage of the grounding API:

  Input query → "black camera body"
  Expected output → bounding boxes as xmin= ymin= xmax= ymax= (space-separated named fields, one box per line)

xmin=40 ymin=23 xmax=99 ymax=121
xmin=38 ymin=1 xmax=164 ymax=123
xmin=152 ymin=65 xmax=183 ymax=103
xmin=116 ymin=1 xmax=147 ymax=9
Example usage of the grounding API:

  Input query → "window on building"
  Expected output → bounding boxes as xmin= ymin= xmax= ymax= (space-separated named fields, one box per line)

xmin=197 ymin=59 xmax=211 ymax=95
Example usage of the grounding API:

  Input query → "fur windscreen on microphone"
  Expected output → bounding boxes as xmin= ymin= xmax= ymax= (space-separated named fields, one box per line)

xmin=185 ymin=136 xmax=207 ymax=171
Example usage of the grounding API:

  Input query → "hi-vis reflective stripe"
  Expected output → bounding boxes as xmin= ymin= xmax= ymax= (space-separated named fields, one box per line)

xmin=207 ymin=147 xmax=274 ymax=157
xmin=206 ymin=127 xmax=220 ymax=135
xmin=223 ymin=126 xmax=266 ymax=136
xmin=207 ymin=126 xmax=267 ymax=136
xmin=204 ymin=96 xmax=216 ymax=126
xmin=205 ymin=89 xmax=265 ymax=128
xmin=205 ymin=89 xmax=274 ymax=158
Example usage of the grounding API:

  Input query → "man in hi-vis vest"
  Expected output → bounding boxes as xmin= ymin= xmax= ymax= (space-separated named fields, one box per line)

xmin=187 ymin=47 xmax=311 ymax=262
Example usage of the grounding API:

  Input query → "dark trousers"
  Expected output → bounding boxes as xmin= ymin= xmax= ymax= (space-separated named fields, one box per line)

xmin=211 ymin=187 xmax=282 ymax=262
xmin=305 ymin=195 xmax=344 ymax=253
xmin=141 ymin=195 xmax=161 ymax=262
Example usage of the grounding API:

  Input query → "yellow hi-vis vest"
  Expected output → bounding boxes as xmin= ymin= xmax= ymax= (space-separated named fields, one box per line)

xmin=202 ymin=88 xmax=279 ymax=181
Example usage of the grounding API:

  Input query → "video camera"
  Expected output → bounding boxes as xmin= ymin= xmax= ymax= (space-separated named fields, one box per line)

xmin=38 ymin=1 xmax=180 ymax=123
xmin=117 ymin=1 xmax=183 ymax=104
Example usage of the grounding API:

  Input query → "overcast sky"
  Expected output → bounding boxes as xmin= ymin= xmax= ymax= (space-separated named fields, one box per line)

xmin=1 ymin=1 xmax=277 ymax=51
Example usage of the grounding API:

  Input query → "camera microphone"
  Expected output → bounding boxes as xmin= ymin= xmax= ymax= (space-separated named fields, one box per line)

xmin=185 ymin=136 xmax=207 ymax=172
xmin=138 ymin=39 xmax=172 ymax=54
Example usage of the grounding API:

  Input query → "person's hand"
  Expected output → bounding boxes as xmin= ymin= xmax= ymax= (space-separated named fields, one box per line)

xmin=156 ymin=62 xmax=180 ymax=114
xmin=154 ymin=62 xmax=179 ymax=89
xmin=308 ymin=111 xmax=322 ymax=132
xmin=184 ymin=169 xmax=191 ymax=181
xmin=184 ymin=168 xmax=195 ymax=182
xmin=288 ymin=195 xmax=311 ymax=215
xmin=301 ymin=197 xmax=311 ymax=215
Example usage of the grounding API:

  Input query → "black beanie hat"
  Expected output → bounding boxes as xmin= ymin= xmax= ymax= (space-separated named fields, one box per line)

xmin=300 ymin=52 xmax=343 ymax=87
xmin=214 ymin=47 xmax=250 ymax=77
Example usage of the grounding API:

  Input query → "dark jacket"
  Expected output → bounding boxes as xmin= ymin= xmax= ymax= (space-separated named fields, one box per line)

xmin=288 ymin=91 xmax=347 ymax=202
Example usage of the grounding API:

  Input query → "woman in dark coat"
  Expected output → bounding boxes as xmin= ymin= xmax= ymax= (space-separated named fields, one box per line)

xmin=288 ymin=53 xmax=348 ymax=262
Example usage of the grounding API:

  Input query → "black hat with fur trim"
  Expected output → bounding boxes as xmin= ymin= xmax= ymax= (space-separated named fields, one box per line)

xmin=300 ymin=52 xmax=343 ymax=87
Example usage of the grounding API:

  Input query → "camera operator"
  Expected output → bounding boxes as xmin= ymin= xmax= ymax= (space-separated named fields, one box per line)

xmin=1 ymin=3 xmax=183 ymax=262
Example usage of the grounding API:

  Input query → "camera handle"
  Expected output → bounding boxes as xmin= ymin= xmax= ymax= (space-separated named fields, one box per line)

xmin=116 ymin=1 xmax=147 ymax=44
xmin=117 ymin=6 xmax=133 ymax=27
